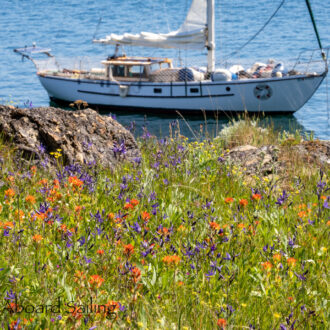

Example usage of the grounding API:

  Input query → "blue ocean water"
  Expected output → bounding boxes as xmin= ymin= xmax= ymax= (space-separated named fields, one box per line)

xmin=0 ymin=0 xmax=329 ymax=139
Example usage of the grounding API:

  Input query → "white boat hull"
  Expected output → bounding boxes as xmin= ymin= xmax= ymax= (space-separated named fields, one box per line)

xmin=38 ymin=73 xmax=325 ymax=113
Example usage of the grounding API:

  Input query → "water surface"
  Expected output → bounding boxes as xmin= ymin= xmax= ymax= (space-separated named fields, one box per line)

xmin=0 ymin=0 xmax=329 ymax=138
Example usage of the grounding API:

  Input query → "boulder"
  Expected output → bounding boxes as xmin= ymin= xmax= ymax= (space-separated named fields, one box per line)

xmin=224 ymin=141 xmax=329 ymax=176
xmin=224 ymin=145 xmax=281 ymax=175
xmin=0 ymin=105 xmax=140 ymax=168
xmin=292 ymin=140 xmax=330 ymax=166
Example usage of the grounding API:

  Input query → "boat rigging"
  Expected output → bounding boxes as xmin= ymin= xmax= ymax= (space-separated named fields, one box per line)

xmin=14 ymin=0 xmax=328 ymax=114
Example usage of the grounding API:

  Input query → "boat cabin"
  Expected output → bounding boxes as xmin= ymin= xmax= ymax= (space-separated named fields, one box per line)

xmin=101 ymin=56 xmax=173 ymax=81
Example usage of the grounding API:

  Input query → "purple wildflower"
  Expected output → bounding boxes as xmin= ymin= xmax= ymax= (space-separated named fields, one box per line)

xmin=131 ymin=222 xmax=141 ymax=234
xmin=38 ymin=143 xmax=46 ymax=154
xmin=112 ymin=141 xmax=127 ymax=158
xmin=276 ymin=190 xmax=289 ymax=206
xmin=23 ymin=99 xmax=33 ymax=108
xmin=84 ymin=256 xmax=93 ymax=264
xmin=294 ymin=270 xmax=308 ymax=281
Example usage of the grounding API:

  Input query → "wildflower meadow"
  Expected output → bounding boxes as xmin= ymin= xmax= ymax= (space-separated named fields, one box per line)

xmin=0 ymin=122 xmax=329 ymax=329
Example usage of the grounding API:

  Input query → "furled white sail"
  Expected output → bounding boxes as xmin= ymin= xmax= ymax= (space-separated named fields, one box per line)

xmin=93 ymin=0 xmax=207 ymax=49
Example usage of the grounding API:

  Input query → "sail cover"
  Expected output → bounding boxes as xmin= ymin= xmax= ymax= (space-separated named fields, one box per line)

xmin=93 ymin=0 xmax=207 ymax=49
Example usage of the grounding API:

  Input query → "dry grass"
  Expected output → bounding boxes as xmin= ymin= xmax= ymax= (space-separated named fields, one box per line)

xmin=216 ymin=115 xmax=278 ymax=148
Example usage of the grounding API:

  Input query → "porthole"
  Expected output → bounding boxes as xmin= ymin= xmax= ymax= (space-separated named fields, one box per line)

xmin=226 ymin=86 xmax=231 ymax=92
xmin=190 ymin=88 xmax=199 ymax=93
xmin=254 ymin=84 xmax=272 ymax=100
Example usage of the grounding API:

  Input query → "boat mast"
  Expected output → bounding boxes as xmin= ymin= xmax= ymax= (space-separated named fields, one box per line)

xmin=207 ymin=0 xmax=215 ymax=73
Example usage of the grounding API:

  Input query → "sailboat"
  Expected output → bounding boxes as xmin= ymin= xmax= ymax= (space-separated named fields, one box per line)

xmin=14 ymin=0 xmax=328 ymax=113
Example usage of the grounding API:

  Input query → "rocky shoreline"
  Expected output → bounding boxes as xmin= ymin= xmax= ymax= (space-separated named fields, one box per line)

xmin=0 ymin=105 xmax=329 ymax=172
xmin=0 ymin=105 xmax=140 ymax=169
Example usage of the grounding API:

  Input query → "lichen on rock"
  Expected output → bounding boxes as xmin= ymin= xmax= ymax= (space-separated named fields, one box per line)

xmin=0 ymin=105 xmax=140 ymax=168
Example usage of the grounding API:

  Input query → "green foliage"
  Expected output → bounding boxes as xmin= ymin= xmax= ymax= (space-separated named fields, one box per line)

xmin=0 ymin=132 xmax=328 ymax=329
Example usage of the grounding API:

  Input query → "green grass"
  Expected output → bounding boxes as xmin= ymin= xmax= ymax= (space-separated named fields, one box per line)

xmin=0 ymin=121 xmax=328 ymax=329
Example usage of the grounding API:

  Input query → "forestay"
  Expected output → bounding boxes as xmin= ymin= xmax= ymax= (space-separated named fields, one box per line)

xmin=93 ymin=0 xmax=207 ymax=49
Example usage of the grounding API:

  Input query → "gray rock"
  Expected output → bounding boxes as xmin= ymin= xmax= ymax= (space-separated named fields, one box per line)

xmin=0 ymin=105 xmax=140 ymax=168
xmin=292 ymin=140 xmax=330 ymax=166
xmin=225 ymin=144 xmax=280 ymax=175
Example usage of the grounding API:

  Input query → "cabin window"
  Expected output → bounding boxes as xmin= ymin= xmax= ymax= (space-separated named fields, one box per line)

xmin=190 ymin=88 xmax=199 ymax=93
xmin=128 ymin=65 xmax=146 ymax=78
xmin=226 ymin=86 xmax=231 ymax=92
xmin=150 ymin=63 xmax=161 ymax=72
xmin=112 ymin=65 xmax=125 ymax=77
xmin=154 ymin=88 xmax=162 ymax=94
xmin=160 ymin=62 xmax=171 ymax=69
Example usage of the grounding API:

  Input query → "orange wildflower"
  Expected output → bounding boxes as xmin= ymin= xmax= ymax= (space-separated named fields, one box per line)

xmin=53 ymin=179 xmax=60 ymax=189
xmin=38 ymin=179 xmax=48 ymax=186
xmin=9 ymin=319 xmax=22 ymax=330
xmin=130 ymin=199 xmax=139 ymax=206
xmin=158 ymin=227 xmax=169 ymax=235
xmin=237 ymin=223 xmax=245 ymax=229
xmin=320 ymin=195 xmax=327 ymax=200
xmin=114 ymin=217 xmax=123 ymax=224
xmin=239 ymin=199 xmax=248 ymax=207
xmin=124 ymin=244 xmax=134 ymax=256
xmin=217 ymin=318 xmax=227 ymax=328
xmin=69 ymin=307 xmax=83 ymax=320
xmin=287 ymin=257 xmax=297 ymax=267
xmin=74 ymin=270 xmax=86 ymax=282
xmin=48 ymin=190 xmax=62 ymax=202
xmin=5 ymin=188 xmax=15 ymax=199
xmin=124 ymin=203 xmax=134 ymax=210
xmin=75 ymin=205 xmax=82 ymax=214
xmin=89 ymin=275 xmax=105 ymax=288
xmin=273 ymin=253 xmax=282 ymax=263
xmin=107 ymin=301 xmax=120 ymax=312
xmin=97 ymin=249 xmax=105 ymax=255
xmin=23 ymin=318 xmax=34 ymax=325
xmin=30 ymin=165 xmax=37 ymax=175
xmin=209 ymin=222 xmax=220 ymax=230
xmin=3 ymin=221 xmax=14 ymax=229
xmin=288 ymin=296 xmax=293 ymax=302
xmin=248 ymin=225 xmax=256 ymax=235
xmin=297 ymin=211 xmax=307 ymax=218
xmin=177 ymin=281 xmax=184 ymax=286
xmin=141 ymin=211 xmax=151 ymax=221
xmin=298 ymin=211 xmax=307 ymax=218
xmin=59 ymin=224 xmax=67 ymax=232
xmin=14 ymin=210 xmax=24 ymax=221
xmin=107 ymin=212 xmax=115 ymax=220
xmin=25 ymin=195 xmax=36 ymax=205
xmin=225 ymin=197 xmax=234 ymax=204
xmin=32 ymin=234 xmax=43 ymax=243
xmin=162 ymin=255 xmax=181 ymax=266
xmin=252 ymin=193 xmax=262 ymax=201
xmin=131 ymin=266 xmax=141 ymax=283
xmin=68 ymin=176 xmax=83 ymax=190
xmin=178 ymin=225 xmax=186 ymax=232
xmin=261 ymin=261 xmax=273 ymax=271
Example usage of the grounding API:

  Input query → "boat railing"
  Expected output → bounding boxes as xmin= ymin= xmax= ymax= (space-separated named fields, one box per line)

xmin=35 ymin=56 xmax=105 ymax=73
xmin=291 ymin=47 xmax=329 ymax=75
